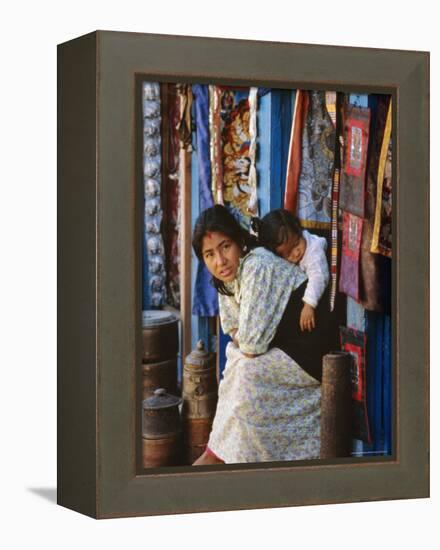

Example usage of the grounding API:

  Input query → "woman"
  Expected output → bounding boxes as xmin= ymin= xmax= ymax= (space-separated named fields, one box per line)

xmin=192 ymin=205 xmax=328 ymax=465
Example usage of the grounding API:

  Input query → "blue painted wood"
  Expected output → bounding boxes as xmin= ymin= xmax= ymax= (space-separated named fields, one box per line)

xmin=256 ymin=91 xmax=272 ymax=216
xmin=269 ymin=90 xmax=293 ymax=211
xmin=190 ymin=101 xmax=213 ymax=353
xmin=349 ymin=94 xmax=368 ymax=108
xmin=374 ymin=313 xmax=384 ymax=453
xmin=364 ymin=311 xmax=385 ymax=456
xmin=383 ymin=313 xmax=392 ymax=455
xmin=257 ymin=90 xmax=294 ymax=216
xmin=218 ymin=324 xmax=232 ymax=380
xmin=346 ymin=297 xmax=366 ymax=331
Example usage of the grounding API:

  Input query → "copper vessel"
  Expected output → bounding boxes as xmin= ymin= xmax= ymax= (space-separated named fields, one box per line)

xmin=182 ymin=340 xmax=217 ymax=464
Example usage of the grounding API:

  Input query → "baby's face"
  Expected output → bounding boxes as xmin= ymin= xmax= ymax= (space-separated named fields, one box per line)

xmin=275 ymin=233 xmax=306 ymax=265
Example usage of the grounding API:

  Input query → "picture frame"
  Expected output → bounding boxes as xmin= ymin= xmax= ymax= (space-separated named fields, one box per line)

xmin=57 ymin=30 xmax=429 ymax=518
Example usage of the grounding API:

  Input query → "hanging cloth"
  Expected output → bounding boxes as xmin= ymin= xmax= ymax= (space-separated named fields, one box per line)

xmin=284 ymin=90 xmax=309 ymax=215
xmin=247 ymin=87 xmax=259 ymax=217
xmin=296 ymin=91 xmax=335 ymax=229
xmin=209 ymin=85 xmax=224 ymax=205
xmin=339 ymin=326 xmax=371 ymax=443
xmin=176 ymin=84 xmax=193 ymax=151
xmin=339 ymin=212 xmax=364 ymax=301
xmin=370 ymin=100 xmax=392 ymax=257
xmin=222 ymin=93 xmax=253 ymax=228
xmin=192 ymin=84 xmax=219 ymax=317
xmin=143 ymin=81 xmax=166 ymax=308
xmin=327 ymin=91 xmax=342 ymax=311
xmin=339 ymin=104 xmax=371 ymax=217
xmin=359 ymin=94 xmax=391 ymax=312
xmin=160 ymin=83 xmax=181 ymax=308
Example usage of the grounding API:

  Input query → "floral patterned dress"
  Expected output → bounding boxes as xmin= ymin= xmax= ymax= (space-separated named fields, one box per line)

xmin=208 ymin=247 xmax=321 ymax=463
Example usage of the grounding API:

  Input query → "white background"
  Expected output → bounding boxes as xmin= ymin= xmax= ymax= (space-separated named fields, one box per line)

xmin=1 ymin=1 xmax=437 ymax=547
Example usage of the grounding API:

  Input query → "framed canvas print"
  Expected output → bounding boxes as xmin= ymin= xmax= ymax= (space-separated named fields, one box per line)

xmin=57 ymin=31 xmax=429 ymax=518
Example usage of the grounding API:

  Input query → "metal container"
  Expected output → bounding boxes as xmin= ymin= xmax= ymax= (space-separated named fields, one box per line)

xmin=182 ymin=340 xmax=218 ymax=464
xmin=141 ymin=310 xmax=179 ymax=398
xmin=142 ymin=310 xmax=179 ymax=362
xmin=142 ymin=388 xmax=183 ymax=468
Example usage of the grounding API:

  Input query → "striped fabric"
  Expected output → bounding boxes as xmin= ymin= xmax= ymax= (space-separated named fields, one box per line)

xmin=209 ymin=85 xmax=224 ymax=205
xmin=329 ymin=166 xmax=340 ymax=311
xmin=247 ymin=87 xmax=259 ymax=217
xmin=328 ymin=92 xmax=341 ymax=311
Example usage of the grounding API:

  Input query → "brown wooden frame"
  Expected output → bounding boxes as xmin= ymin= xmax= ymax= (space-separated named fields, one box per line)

xmin=57 ymin=31 xmax=429 ymax=518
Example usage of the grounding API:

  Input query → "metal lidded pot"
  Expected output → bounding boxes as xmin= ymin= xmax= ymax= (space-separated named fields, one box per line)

xmin=142 ymin=388 xmax=183 ymax=468
xmin=142 ymin=388 xmax=182 ymax=439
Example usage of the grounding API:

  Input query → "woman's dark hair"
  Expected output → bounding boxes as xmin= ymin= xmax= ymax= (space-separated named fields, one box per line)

xmin=251 ymin=209 xmax=302 ymax=254
xmin=192 ymin=205 xmax=258 ymax=295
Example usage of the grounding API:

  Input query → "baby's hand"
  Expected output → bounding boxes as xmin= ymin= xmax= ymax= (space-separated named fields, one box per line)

xmin=300 ymin=304 xmax=315 ymax=332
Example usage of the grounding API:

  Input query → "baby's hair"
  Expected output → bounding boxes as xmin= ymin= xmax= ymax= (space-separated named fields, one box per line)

xmin=251 ymin=209 xmax=303 ymax=253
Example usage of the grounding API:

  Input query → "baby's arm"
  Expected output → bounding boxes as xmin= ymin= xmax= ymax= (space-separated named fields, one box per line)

xmin=302 ymin=241 xmax=329 ymax=309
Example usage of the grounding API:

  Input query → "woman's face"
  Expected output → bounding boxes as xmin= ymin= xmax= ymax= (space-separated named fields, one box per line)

xmin=201 ymin=231 xmax=242 ymax=282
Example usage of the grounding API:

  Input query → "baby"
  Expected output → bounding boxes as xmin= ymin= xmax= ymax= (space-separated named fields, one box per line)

xmin=251 ymin=209 xmax=329 ymax=332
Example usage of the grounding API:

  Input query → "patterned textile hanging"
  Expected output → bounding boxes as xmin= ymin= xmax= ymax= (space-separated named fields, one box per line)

xmin=143 ymin=81 xmax=166 ymax=308
xmin=176 ymin=84 xmax=193 ymax=152
xmin=160 ymin=83 xmax=181 ymax=309
xmin=296 ymin=90 xmax=336 ymax=229
xmin=209 ymin=85 xmax=224 ymax=205
xmin=371 ymin=99 xmax=392 ymax=257
xmin=327 ymin=91 xmax=342 ymax=311
xmin=359 ymin=95 xmax=391 ymax=312
xmin=339 ymin=212 xmax=363 ymax=301
xmin=340 ymin=326 xmax=372 ymax=443
xmin=192 ymin=84 xmax=219 ymax=317
xmin=339 ymin=104 xmax=371 ymax=217
xmin=221 ymin=92 xmax=255 ymax=228
xmin=284 ymin=90 xmax=308 ymax=215
xmin=247 ymin=87 xmax=259 ymax=217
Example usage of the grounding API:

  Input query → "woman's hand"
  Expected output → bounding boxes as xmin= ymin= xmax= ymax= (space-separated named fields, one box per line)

xmin=300 ymin=303 xmax=316 ymax=332
xmin=230 ymin=328 xmax=239 ymax=347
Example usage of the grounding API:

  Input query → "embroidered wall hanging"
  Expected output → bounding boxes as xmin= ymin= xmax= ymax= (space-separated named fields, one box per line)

xmin=339 ymin=212 xmax=363 ymax=301
xmin=296 ymin=90 xmax=335 ymax=229
xmin=221 ymin=95 xmax=254 ymax=227
xmin=339 ymin=104 xmax=371 ymax=217
xmin=371 ymin=99 xmax=392 ymax=258
xmin=359 ymin=95 xmax=390 ymax=312
xmin=340 ymin=326 xmax=371 ymax=443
